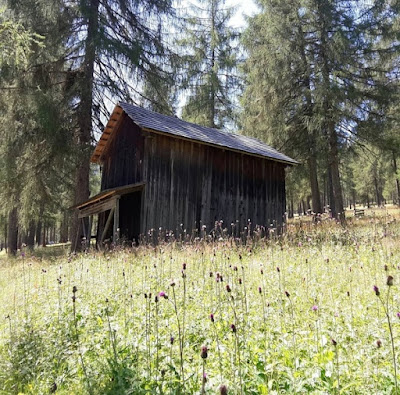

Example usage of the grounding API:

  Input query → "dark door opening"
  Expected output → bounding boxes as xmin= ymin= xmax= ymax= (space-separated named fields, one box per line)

xmin=119 ymin=191 xmax=142 ymax=244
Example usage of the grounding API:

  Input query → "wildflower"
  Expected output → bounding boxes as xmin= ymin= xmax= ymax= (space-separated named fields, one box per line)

xmin=260 ymin=269 xmax=263 ymax=275
xmin=209 ymin=271 xmax=213 ymax=277
xmin=397 ymin=312 xmax=400 ymax=319
xmin=238 ymin=278 xmax=242 ymax=285
xmin=373 ymin=285 xmax=380 ymax=296
xmin=230 ymin=323 xmax=236 ymax=333
xmin=331 ymin=338 xmax=337 ymax=346
xmin=226 ymin=285 xmax=231 ymax=293
xmin=155 ymin=295 xmax=159 ymax=303
xmin=182 ymin=263 xmax=187 ymax=270
xmin=384 ymin=264 xmax=388 ymax=271
xmin=276 ymin=267 xmax=280 ymax=272
xmin=159 ymin=291 xmax=168 ymax=299
xmin=312 ymin=305 xmax=318 ymax=312
xmin=258 ymin=287 xmax=262 ymax=294
xmin=285 ymin=291 xmax=290 ymax=298
xmin=201 ymin=346 xmax=208 ymax=359
xmin=219 ymin=385 xmax=228 ymax=395
xmin=377 ymin=339 xmax=382 ymax=348
xmin=170 ymin=336 xmax=174 ymax=345
xmin=387 ymin=275 xmax=394 ymax=286
xmin=170 ymin=281 xmax=175 ymax=287
xmin=234 ymin=266 xmax=238 ymax=271
xmin=210 ymin=314 xmax=214 ymax=322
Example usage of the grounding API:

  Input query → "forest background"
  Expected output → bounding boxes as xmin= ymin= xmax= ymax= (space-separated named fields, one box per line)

xmin=0 ymin=0 xmax=399 ymax=254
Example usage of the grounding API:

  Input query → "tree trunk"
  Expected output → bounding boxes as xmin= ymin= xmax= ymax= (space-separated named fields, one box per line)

xmin=308 ymin=155 xmax=322 ymax=214
xmin=392 ymin=151 xmax=400 ymax=205
xmin=7 ymin=207 xmax=18 ymax=256
xmin=26 ymin=220 xmax=36 ymax=249
xmin=42 ymin=225 xmax=46 ymax=247
xmin=328 ymin=122 xmax=345 ymax=224
xmin=60 ymin=211 xmax=69 ymax=243
xmin=70 ymin=0 xmax=99 ymax=252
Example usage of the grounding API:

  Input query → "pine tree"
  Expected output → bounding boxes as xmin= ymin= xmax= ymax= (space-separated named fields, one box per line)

xmin=178 ymin=0 xmax=239 ymax=128
xmin=67 ymin=0 xmax=176 ymax=251
xmin=241 ymin=0 xmax=398 ymax=222
xmin=0 ymin=0 xmax=74 ymax=254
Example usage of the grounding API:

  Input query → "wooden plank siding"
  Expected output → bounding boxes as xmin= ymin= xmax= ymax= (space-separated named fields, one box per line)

xmin=140 ymin=132 xmax=286 ymax=240
xmin=100 ymin=117 xmax=144 ymax=190
xmin=97 ymin=118 xmax=286 ymax=243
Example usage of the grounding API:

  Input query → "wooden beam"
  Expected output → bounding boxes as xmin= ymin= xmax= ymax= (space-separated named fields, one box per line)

xmin=100 ymin=208 xmax=115 ymax=244
xmin=78 ymin=197 xmax=116 ymax=218
xmin=113 ymin=198 xmax=120 ymax=244
xmin=88 ymin=215 xmax=93 ymax=248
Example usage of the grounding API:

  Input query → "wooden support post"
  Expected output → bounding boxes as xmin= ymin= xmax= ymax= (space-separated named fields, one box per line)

xmin=88 ymin=215 xmax=93 ymax=249
xmin=113 ymin=197 xmax=120 ymax=244
xmin=100 ymin=207 xmax=115 ymax=244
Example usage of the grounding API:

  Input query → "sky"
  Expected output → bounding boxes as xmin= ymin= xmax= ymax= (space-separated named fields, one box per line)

xmin=226 ymin=0 xmax=259 ymax=28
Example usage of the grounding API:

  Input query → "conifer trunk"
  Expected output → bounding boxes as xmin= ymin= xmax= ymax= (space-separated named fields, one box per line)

xmin=308 ymin=153 xmax=322 ymax=215
xmin=26 ymin=220 xmax=36 ymax=249
xmin=70 ymin=0 xmax=99 ymax=252
xmin=7 ymin=207 xmax=18 ymax=256
xmin=328 ymin=121 xmax=345 ymax=223
xmin=392 ymin=151 xmax=400 ymax=205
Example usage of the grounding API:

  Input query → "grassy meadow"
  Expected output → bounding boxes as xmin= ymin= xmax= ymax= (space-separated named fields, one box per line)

xmin=1 ymin=209 xmax=400 ymax=394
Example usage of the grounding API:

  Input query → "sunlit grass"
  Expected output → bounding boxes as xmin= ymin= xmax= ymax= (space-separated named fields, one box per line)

xmin=0 ymin=209 xmax=400 ymax=393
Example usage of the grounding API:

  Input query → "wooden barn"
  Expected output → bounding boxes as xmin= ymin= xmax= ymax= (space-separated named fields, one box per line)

xmin=75 ymin=103 xmax=297 ymax=246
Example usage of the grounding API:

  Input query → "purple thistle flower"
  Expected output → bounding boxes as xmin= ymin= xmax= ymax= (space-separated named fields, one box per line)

xmin=258 ymin=287 xmax=262 ymax=294
xmin=312 ymin=305 xmax=318 ymax=311
xmin=219 ymin=385 xmax=228 ymax=395
xmin=210 ymin=314 xmax=214 ymax=322
xmin=373 ymin=285 xmax=380 ymax=296
xmin=230 ymin=323 xmax=236 ymax=333
xmin=182 ymin=263 xmax=187 ymax=270
xmin=387 ymin=276 xmax=394 ymax=286
xmin=226 ymin=284 xmax=231 ymax=293
xmin=238 ymin=278 xmax=242 ymax=285
xmin=397 ymin=312 xmax=400 ymax=319
xmin=201 ymin=346 xmax=208 ymax=359
xmin=170 ymin=336 xmax=174 ymax=345
xmin=285 ymin=291 xmax=290 ymax=298
xmin=277 ymin=267 xmax=280 ymax=272
xmin=159 ymin=291 xmax=168 ymax=299
xmin=377 ymin=339 xmax=382 ymax=348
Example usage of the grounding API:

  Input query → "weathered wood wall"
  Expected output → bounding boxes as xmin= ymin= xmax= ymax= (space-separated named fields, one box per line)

xmin=101 ymin=116 xmax=144 ymax=190
xmin=141 ymin=132 xmax=286 ymax=239
xmin=99 ymin=119 xmax=286 ymax=241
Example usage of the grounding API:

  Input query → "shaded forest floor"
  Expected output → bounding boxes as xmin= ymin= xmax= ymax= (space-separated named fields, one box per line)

xmin=1 ymin=207 xmax=400 ymax=394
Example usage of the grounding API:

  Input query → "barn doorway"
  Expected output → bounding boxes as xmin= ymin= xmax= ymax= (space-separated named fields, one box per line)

xmin=119 ymin=191 xmax=142 ymax=244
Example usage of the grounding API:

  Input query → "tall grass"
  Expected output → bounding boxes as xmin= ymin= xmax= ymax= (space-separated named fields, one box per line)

xmin=0 ymin=209 xmax=399 ymax=393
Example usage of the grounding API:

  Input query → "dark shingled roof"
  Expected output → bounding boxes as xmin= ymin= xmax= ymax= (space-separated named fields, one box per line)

xmin=95 ymin=102 xmax=298 ymax=165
